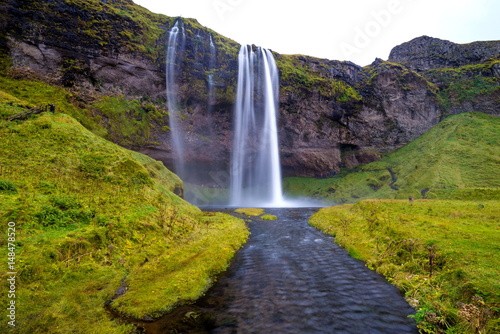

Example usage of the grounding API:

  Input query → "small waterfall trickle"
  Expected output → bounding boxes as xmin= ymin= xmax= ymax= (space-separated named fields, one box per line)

xmin=230 ymin=45 xmax=284 ymax=207
xmin=166 ymin=20 xmax=186 ymax=178
xmin=208 ymin=35 xmax=216 ymax=109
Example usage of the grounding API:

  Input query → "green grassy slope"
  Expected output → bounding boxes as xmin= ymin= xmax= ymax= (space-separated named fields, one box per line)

xmin=310 ymin=200 xmax=500 ymax=334
xmin=0 ymin=107 xmax=248 ymax=333
xmin=284 ymin=112 xmax=500 ymax=203
xmin=0 ymin=74 xmax=171 ymax=150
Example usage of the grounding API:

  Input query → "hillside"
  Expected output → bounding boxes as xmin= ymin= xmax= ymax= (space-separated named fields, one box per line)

xmin=310 ymin=200 xmax=500 ymax=333
xmin=1 ymin=0 xmax=498 ymax=180
xmin=0 ymin=1 xmax=498 ymax=333
xmin=284 ymin=112 xmax=500 ymax=203
xmin=0 ymin=101 xmax=248 ymax=333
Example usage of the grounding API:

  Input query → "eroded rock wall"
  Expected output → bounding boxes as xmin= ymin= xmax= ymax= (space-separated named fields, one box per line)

xmin=1 ymin=1 xmax=498 ymax=178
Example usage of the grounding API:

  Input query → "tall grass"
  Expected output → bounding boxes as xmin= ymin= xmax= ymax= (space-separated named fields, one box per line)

xmin=310 ymin=200 xmax=500 ymax=334
xmin=0 ymin=110 xmax=248 ymax=333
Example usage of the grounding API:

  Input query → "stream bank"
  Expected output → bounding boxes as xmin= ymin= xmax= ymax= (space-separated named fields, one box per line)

xmin=136 ymin=208 xmax=417 ymax=333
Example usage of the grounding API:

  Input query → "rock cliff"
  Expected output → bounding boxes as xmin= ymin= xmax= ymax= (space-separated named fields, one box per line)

xmin=388 ymin=35 xmax=500 ymax=71
xmin=389 ymin=36 xmax=500 ymax=118
xmin=1 ymin=0 xmax=498 ymax=179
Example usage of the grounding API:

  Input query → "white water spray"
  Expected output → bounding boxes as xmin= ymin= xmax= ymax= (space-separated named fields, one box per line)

xmin=230 ymin=45 xmax=284 ymax=207
xmin=208 ymin=35 xmax=216 ymax=108
xmin=166 ymin=20 xmax=186 ymax=178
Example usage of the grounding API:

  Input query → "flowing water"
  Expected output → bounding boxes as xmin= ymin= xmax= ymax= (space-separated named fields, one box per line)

xmin=162 ymin=27 xmax=416 ymax=334
xmin=140 ymin=208 xmax=418 ymax=334
xmin=208 ymin=35 xmax=216 ymax=111
xmin=166 ymin=20 xmax=186 ymax=179
xmin=230 ymin=46 xmax=284 ymax=207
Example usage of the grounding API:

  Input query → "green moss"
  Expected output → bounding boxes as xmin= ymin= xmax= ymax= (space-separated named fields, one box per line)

xmin=90 ymin=95 xmax=168 ymax=148
xmin=261 ymin=214 xmax=277 ymax=221
xmin=366 ymin=60 xmax=439 ymax=94
xmin=276 ymin=54 xmax=362 ymax=103
xmin=234 ymin=208 xmax=265 ymax=216
xmin=310 ymin=200 xmax=500 ymax=334
xmin=0 ymin=111 xmax=249 ymax=333
xmin=0 ymin=75 xmax=105 ymax=135
xmin=0 ymin=179 xmax=17 ymax=194
xmin=426 ymin=60 xmax=500 ymax=113
xmin=113 ymin=212 xmax=248 ymax=318
xmin=0 ymin=74 xmax=172 ymax=149
xmin=58 ymin=0 xmax=169 ymax=61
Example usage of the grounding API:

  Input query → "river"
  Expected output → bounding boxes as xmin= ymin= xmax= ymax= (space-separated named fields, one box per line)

xmin=139 ymin=208 xmax=418 ymax=334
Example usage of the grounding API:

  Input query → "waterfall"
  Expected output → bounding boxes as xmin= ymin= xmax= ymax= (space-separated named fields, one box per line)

xmin=208 ymin=35 xmax=216 ymax=109
xmin=230 ymin=45 xmax=284 ymax=207
xmin=166 ymin=20 xmax=186 ymax=178
xmin=166 ymin=27 xmax=285 ymax=206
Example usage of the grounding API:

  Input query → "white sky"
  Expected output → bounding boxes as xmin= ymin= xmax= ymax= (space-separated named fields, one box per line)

xmin=133 ymin=0 xmax=500 ymax=66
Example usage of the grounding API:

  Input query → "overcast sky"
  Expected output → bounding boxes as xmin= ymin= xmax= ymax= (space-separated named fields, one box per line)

xmin=133 ymin=0 xmax=500 ymax=66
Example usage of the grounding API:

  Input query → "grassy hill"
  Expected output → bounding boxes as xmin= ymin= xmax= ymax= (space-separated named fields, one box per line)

xmin=0 ymin=101 xmax=248 ymax=333
xmin=284 ymin=112 xmax=500 ymax=203
xmin=310 ymin=200 xmax=500 ymax=333
xmin=303 ymin=111 xmax=500 ymax=333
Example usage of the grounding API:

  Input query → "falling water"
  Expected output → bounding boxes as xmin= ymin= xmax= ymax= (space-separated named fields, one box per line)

xmin=166 ymin=20 xmax=186 ymax=178
xmin=208 ymin=35 xmax=216 ymax=109
xmin=230 ymin=45 xmax=284 ymax=207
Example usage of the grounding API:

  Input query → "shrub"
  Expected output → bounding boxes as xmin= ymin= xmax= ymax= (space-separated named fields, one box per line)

xmin=0 ymin=179 xmax=17 ymax=194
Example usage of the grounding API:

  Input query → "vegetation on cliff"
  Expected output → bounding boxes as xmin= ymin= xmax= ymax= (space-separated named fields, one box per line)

xmin=284 ymin=112 xmax=500 ymax=203
xmin=0 ymin=73 xmax=169 ymax=150
xmin=2 ymin=0 xmax=172 ymax=61
xmin=276 ymin=54 xmax=362 ymax=102
xmin=1 ymin=2 xmax=499 ymax=334
xmin=310 ymin=200 xmax=500 ymax=334
xmin=0 ymin=106 xmax=248 ymax=333
xmin=424 ymin=60 xmax=500 ymax=114
xmin=3 ymin=0 xmax=499 ymax=176
xmin=1 ymin=0 xmax=241 ymax=150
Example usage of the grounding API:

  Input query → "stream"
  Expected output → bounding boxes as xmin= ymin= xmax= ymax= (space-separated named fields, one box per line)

xmin=139 ymin=208 xmax=418 ymax=334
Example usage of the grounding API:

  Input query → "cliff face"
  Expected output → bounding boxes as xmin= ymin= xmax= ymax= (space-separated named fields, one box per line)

xmin=1 ymin=0 xmax=170 ymax=98
xmin=1 ymin=1 xmax=498 ymax=179
xmin=276 ymin=56 xmax=443 ymax=176
xmin=388 ymin=36 xmax=500 ymax=118
xmin=388 ymin=36 xmax=500 ymax=71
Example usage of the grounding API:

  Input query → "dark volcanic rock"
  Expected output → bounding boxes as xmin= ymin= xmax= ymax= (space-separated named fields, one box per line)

xmin=389 ymin=36 xmax=500 ymax=71
xmin=390 ymin=37 xmax=500 ymax=118
xmin=277 ymin=57 xmax=442 ymax=176
xmin=8 ymin=38 xmax=165 ymax=98
xmin=1 ymin=1 xmax=498 ymax=178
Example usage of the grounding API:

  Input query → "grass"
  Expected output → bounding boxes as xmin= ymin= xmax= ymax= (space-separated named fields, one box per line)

xmin=0 ymin=109 xmax=249 ymax=333
xmin=89 ymin=95 xmax=168 ymax=148
xmin=0 ymin=75 xmax=104 ymax=134
xmin=0 ymin=74 xmax=171 ymax=150
xmin=284 ymin=112 xmax=500 ymax=204
xmin=234 ymin=208 xmax=265 ymax=216
xmin=261 ymin=214 xmax=278 ymax=221
xmin=310 ymin=199 xmax=500 ymax=334
xmin=233 ymin=209 xmax=278 ymax=221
